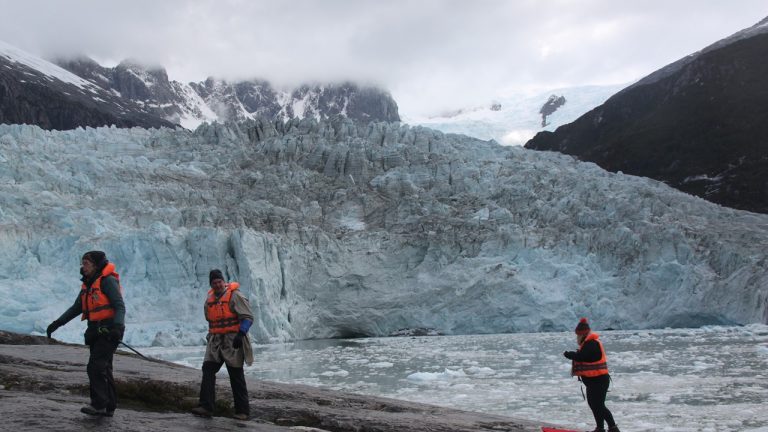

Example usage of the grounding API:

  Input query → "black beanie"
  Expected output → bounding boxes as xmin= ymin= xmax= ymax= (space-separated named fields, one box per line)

xmin=209 ymin=269 xmax=225 ymax=285
xmin=575 ymin=317 xmax=591 ymax=335
xmin=82 ymin=251 xmax=108 ymax=268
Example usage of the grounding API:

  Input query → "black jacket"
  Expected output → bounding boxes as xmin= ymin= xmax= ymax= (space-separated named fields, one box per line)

xmin=567 ymin=339 xmax=602 ymax=363
xmin=565 ymin=339 xmax=609 ymax=385
xmin=57 ymin=271 xmax=125 ymax=328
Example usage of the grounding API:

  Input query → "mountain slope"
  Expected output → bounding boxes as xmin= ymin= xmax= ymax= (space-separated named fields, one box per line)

xmin=525 ymin=17 xmax=768 ymax=213
xmin=56 ymin=56 xmax=401 ymax=129
xmin=1 ymin=40 xmax=400 ymax=131
xmin=0 ymin=41 xmax=176 ymax=130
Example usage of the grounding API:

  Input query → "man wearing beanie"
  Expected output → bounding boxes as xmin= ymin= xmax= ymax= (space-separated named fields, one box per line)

xmin=563 ymin=318 xmax=620 ymax=432
xmin=46 ymin=251 xmax=126 ymax=417
xmin=191 ymin=269 xmax=254 ymax=420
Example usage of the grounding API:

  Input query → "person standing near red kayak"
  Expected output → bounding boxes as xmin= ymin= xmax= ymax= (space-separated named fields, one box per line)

xmin=563 ymin=318 xmax=620 ymax=432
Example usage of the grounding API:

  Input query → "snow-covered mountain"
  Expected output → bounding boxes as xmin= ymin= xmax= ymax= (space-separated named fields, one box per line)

xmin=0 ymin=40 xmax=175 ymax=130
xmin=0 ymin=119 xmax=765 ymax=347
xmin=403 ymin=85 xmax=623 ymax=145
xmin=526 ymin=16 xmax=768 ymax=214
xmin=51 ymin=56 xmax=219 ymax=130
xmin=0 ymin=40 xmax=400 ymax=131
xmin=54 ymin=55 xmax=400 ymax=130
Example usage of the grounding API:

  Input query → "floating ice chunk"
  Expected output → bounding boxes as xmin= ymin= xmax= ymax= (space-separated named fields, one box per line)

xmin=466 ymin=366 xmax=495 ymax=375
xmin=406 ymin=368 xmax=466 ymax=382
xmin=320 ymin=370 xmax=349 ymax=377
xmin=368 ymin=362 xmax=394 ymax=368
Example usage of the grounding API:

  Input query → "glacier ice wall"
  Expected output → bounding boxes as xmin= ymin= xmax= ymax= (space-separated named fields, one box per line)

xmin=0 ymin=119 xmax=766 ymax=346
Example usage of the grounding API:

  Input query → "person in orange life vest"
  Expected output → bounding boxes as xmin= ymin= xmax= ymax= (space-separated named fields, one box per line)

xmin=563 ymin=318 xmax=620 ymax=432
xmin=46 ymin=251 xmax=126 ymax=417
xmin=191 ymin=269 xmax=254 ymax=420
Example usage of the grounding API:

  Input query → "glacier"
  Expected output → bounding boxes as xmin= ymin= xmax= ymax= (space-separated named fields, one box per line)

xmin=0 ymin=119 xmax=766 ymax=347
xmin=403 ymin=85 xmax=625 ymax=145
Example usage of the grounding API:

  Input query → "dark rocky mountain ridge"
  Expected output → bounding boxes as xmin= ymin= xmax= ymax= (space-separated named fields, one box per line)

xmin=525 ymin=18 xmax=768 ymax=214
xmin=0 ymin=51 xmax=175 ymax=130
xmin=56 ymin=56 xmax=401 ymax=128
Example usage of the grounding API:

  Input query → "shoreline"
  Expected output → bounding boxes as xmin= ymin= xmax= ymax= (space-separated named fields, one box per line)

xmin=0 ymin=330 xmax=553 ymax=432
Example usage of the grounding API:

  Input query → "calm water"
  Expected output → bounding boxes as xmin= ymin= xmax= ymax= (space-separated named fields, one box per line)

xmin=144 ymin=325 xmax=768 ymax=431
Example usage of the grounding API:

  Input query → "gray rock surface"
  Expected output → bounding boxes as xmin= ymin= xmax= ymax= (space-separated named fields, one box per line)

xmin=0 ymin=331 xmax=547 ymax=431
xmin=539 ymin=95 xmax=566 ymax=127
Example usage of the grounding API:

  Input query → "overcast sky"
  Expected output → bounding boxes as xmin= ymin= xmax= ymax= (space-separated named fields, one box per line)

xmin=1 ymin=0 xmax=766 ymax=116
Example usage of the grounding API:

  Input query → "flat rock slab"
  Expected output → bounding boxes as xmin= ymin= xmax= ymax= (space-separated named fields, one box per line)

xmin=0 ymin=391 xmax=287 ymax=432
xmin=0 ymin=331 xmax=552 ymax=431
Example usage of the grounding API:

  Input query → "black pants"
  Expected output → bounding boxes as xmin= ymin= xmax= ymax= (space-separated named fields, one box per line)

xmin=87 ymin=336 xmax=119 ymax=411
xmin=584 ymin=374 xmax=616 ymax=430
xmin=199 ymin=361 xmax=249 ymax=415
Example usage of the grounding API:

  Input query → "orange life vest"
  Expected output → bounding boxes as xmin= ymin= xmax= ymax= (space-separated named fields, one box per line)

xmin=80 ymin=262 xmax=122 ymax=322
xmin=571 ymin=332 xmax=609 ymax=377
xmin=206 ymin=282 xmax=241 ymax=334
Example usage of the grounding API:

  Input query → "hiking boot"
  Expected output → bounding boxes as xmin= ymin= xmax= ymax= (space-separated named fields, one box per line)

xmin=608 ymin=427 xmax=621 ymax=432
xmin=191 ymin=406 xmax=213 ymax=418
xmin=586 ymin=428 xmax=605 ymax=432
xmin=105 ymin=410 xmax=115 ymax=417
xmin=233 ymin=413 xmax=249 ymax=420
xmin=80 ymin=405 xmax=107 ymax=416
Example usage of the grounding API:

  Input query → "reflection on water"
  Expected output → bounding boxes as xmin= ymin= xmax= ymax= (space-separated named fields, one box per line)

xmin=143 ymin=325 xmax=768 ymax=432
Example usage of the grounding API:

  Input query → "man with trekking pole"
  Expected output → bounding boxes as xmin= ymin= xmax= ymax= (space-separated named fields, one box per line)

xmin=46 ymin=251 xmax=126 ymax=417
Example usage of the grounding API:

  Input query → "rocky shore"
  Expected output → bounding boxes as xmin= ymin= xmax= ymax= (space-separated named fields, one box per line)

xmin=0 ymin=330 xmax=552 ymax=431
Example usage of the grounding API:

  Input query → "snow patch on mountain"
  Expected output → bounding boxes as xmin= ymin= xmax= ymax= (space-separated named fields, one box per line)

xmin=172 ymin=82 xmax=218 ymax=129
xmin=0 ymin=40 xmax=97 ymax=91
xmin=403 ymin=85 xmax=624 ymax=145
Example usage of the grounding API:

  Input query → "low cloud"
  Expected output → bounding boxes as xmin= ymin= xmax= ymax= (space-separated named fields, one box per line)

xmin=1 ymin=0 xmax=765 ymax=116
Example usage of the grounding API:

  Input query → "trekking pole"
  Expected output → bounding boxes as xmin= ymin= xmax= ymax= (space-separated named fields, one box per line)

xmin=119 ymin=340 xmax=151 ymax=360
xmin=96 ymin=326 xmax=153 ymax=361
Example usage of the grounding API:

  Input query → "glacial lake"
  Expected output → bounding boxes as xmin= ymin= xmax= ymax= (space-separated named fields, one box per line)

xmin=143 ymin=325 xmax=768 ymax=432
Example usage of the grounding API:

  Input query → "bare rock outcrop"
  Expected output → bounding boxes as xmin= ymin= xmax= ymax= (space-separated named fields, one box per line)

xmin=0 ymin=330 xmax=549 ymax=432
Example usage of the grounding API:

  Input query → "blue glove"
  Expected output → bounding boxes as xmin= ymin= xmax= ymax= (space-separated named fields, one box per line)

xmin=239 ymin=319 xmax=253 ymax=334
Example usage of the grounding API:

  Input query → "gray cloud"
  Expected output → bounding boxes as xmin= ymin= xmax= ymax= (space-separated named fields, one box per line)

xmin=1 ymin=0 xmax=766 ymax=116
